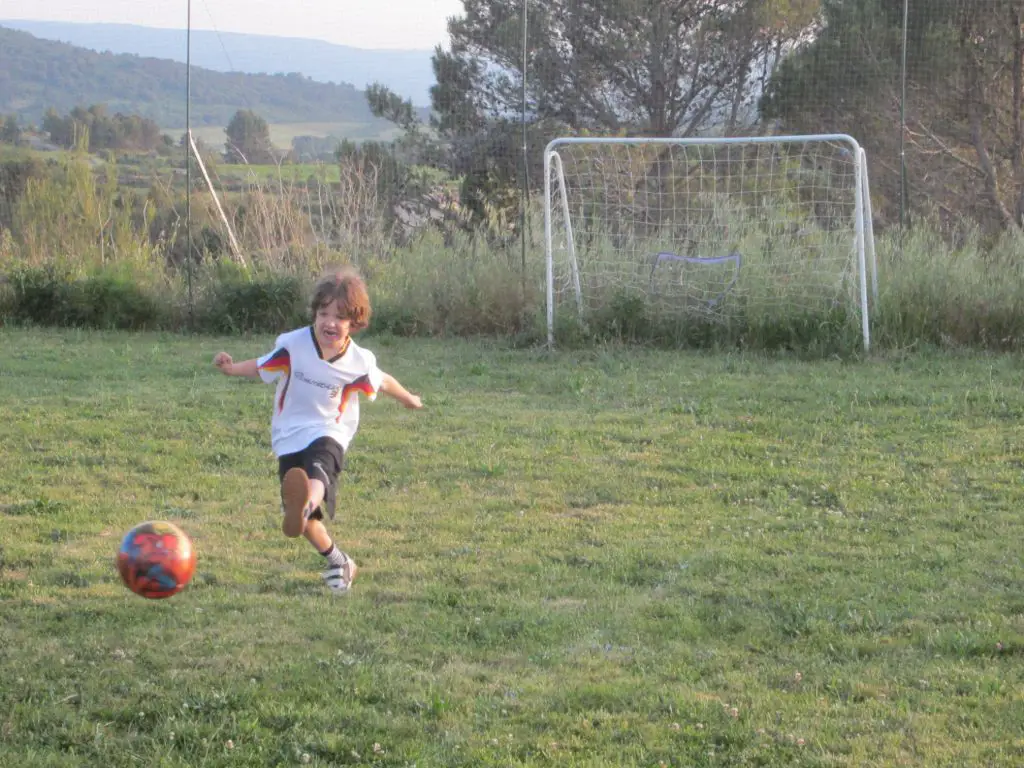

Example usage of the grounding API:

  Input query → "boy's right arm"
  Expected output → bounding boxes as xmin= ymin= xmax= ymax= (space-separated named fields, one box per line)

xmin=213 ymin=352 xmax=260 ymax=378
xmin=380 ymin=372 xmax=423 ymax=409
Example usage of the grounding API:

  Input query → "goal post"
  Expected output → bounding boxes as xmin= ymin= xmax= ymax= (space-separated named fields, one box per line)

xmin=543 ymin=134 xmax=878 ymax=350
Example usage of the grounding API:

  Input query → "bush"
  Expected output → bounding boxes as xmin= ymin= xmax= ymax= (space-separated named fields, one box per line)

xmin=5 ymin=266 xmax=78 ymax=326
xmin=75 ymin=272 xmax=164 ymax=330
xmin=4 ymin=266 xmax=164 ymax=329
xmin=196 ymin=273 xmax=307 ymax=334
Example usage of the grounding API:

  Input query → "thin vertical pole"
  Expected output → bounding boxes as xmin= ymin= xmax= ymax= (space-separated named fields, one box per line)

xmin=520 ymin=0 xmax=529 ymax=301
xmin=185 ymin=0 xmax=194 ymax=326
xmin=899 ymin=0 xmax=909 ymax=241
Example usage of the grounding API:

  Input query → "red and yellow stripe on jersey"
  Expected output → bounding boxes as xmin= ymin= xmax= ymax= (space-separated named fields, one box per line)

xmin=258 ymin=348 xmax=291 ymax=411
xmin=337 ymin=374 xmax=375 ymax=420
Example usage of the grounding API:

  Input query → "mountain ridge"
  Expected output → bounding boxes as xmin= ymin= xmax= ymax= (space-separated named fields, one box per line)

xmin=0 ymin=25 xmax=426 ymax=138
xmin=1 ymin=20 xmax=436 ymax=106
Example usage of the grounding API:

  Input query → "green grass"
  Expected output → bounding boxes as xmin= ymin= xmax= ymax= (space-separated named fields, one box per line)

xmin=212 ymin=162 xmax=343 ymax=185
xmin=1 ymin=328 xmax=1023 ymax=766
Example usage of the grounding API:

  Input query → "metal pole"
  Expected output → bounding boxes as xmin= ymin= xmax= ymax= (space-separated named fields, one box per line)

xmin=185 ymin=0 xmax=194 ymax=326
xmin=520 ymin=0 xmax=529 ymax=302
xmin=899 ymin=0 xmax=909 ymax=240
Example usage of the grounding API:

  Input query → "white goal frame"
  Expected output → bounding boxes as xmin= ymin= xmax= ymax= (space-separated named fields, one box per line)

xmin=543 ymin=134 xmax=878 ymax=350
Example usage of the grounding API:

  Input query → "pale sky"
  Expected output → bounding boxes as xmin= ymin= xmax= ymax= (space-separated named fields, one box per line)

xmin=0 ymin=0 xmax=464 ymax=49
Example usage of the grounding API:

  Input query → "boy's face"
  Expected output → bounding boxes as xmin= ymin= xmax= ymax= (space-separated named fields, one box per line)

xmin=313 ymin=299 xmax=352 ymax=356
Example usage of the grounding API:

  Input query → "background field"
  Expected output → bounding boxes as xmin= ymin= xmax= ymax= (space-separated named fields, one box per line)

xmin=181 ymin=123 xmax=403 ymax=150
xmin=1 ymin=328 xmax=1024 ymax=766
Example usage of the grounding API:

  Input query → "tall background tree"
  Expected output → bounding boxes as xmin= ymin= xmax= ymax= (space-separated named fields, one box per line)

xmin=223 ymin=109 xmax=277 ymax=165
xmin=39 ymin=104 xmax=164 ymax=151
xmin=1 ymin=114 xmax=20 ymax=145
xmin=762 ymin=0 xmax=1024 ymax=234
xmin=371 ymin=0 xmax=818 ymax=237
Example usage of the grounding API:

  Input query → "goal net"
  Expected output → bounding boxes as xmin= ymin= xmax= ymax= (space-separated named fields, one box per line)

xmin=543 ymin=135 xmax=877 ymax=349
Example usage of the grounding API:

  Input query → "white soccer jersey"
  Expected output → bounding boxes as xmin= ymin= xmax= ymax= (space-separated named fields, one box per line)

xmin=256 ymin=327 xmax=384 ymax=456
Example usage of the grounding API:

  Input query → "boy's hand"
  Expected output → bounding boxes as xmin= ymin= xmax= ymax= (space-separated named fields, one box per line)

xmin=213 ymin=352 xmax=233 ymax=373
xmin=404 ymin=394 xmax=423 ymax=409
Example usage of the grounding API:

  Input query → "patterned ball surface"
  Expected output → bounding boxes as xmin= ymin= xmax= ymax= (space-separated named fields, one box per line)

xmin=117 ymin=521 xmax=197 ymax=599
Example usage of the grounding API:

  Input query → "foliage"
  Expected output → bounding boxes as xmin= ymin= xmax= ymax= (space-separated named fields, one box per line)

xmin=3 ymin=264 xmax=164 ymax=329
xmin=142 ymin=182 xmax=225 ymax=269
xmin=762 ymin=0 xmax=1024 ymax=234
xmin=365 ymin=83 xmax=420 ymax=131
xmin=0 ymin=142 xmax=324 ymax=275
xmin=178 ymin=132 xmax=221 ymax=172
xmin=41 ymin=104 xmax=167 ymax=152
xmin=6 ymin=183 xmax=1024 ymax=352
xmin=6 ymin=110 xmax=1024 ymax=352
xmin=224 ymin=110 xmax=278 ymax=165
xmin=0 ymin=114 xmax=20 ymax=145
xmin=872 ymin=224 xmax=1024 ymax=349
xmin=369 ymin=228 xmax=536 ymax=337
xmin=0 ymin=155 xmax=45 ymax=230
xmin=196 ymin=270 xmax=307 ymax=334
xmin=370 ymin=0 xmax=819 ymax=239
xmin=438 ymin=0 xmax=814 ymax=138
xmin=5 ymin=149 xmax=169 ymax=271
xmin=331 ymin=138 xmax=448 ymax=245
xmin=761 ymin=0 xmax=895 ymax=124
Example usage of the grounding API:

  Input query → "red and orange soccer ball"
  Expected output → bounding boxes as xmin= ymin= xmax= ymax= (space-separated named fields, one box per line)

xmin=117 ymin=521 xmax=196 ymax=599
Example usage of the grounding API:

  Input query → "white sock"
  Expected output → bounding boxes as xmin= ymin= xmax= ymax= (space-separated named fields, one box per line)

xmin=320 ymin=544 xmax=348 ymax=570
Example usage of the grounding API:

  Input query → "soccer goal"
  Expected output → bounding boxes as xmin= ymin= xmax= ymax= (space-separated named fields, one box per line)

xmin=543 ymin=135 xmax=877 ymax=349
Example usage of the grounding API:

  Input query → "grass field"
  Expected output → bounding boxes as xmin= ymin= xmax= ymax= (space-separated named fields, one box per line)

xmin=180 ymin=123 xmax=402 ymax=150
xmin=215 ymin=162 xmax=347 ymax=185
xmin=2 ymin=328 xmax=1023 ymax=767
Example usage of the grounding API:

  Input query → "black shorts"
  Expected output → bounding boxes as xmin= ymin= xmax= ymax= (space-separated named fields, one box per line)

xmin=278 ymin=437 xmax=345 ymax=520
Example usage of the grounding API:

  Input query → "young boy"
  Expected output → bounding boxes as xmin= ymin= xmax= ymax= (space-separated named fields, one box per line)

xmin=213 ymin=268 xmax=422 ymax=594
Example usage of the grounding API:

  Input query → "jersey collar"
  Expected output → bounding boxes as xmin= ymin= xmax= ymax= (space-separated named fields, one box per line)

xmin=309 ymin=326 xmax=351 ymax=363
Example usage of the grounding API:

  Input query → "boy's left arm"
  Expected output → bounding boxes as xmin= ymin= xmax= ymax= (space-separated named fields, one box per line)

xmin=379 ymin=372 xmax=422 ymax=409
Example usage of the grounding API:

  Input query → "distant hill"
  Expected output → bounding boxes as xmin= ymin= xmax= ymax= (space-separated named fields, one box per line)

xmin=1 ymin=20 xmax=437 ymax=107
xmin=0 ymin=26 xmax=407 ymax=138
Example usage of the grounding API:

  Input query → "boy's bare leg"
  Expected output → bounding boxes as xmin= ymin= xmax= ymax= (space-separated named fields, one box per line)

xmin=280 ymin=473 xmax=327 ymax=538
xmin=302 ymin=517 xmax=333 ymax=552
xmin=283 ymin=472 xmax=357 ymax=592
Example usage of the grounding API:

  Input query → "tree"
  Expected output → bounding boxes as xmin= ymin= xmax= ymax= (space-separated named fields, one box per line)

xmin=42 ymin=108 xmax=76 ymax=148
xmin=762 ymin=0 xmax=1024 ymax=233
xmin=944 ymin=0 xmax=1024 ymax=230
xmin=0 ymin=114 xmax=20 ymax=145
xmin=223 ymin=109 xmax=276 ymax=164
xmin=39 ymin=104 xmax=164 ymax=152
xmin=435 ymin=0 xmax=816 ymax=138
xmin=370 ymin=0 xmax=817 ymax=236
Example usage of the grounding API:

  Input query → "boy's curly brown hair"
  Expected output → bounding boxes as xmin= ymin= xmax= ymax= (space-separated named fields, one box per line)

xmin=310 ymin=267 xmax=371 ymax=332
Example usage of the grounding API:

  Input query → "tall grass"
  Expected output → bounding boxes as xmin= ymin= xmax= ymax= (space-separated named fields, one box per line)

xmin=872 ymin=224 xmax=1024 ymax=350
xmin=2 ymin=149 xmax=1024 ymax=353
xmin=367 ymin=228 xmax=540 ymax=338
xmin=9 ymin=152 xmax=164 ymax=271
